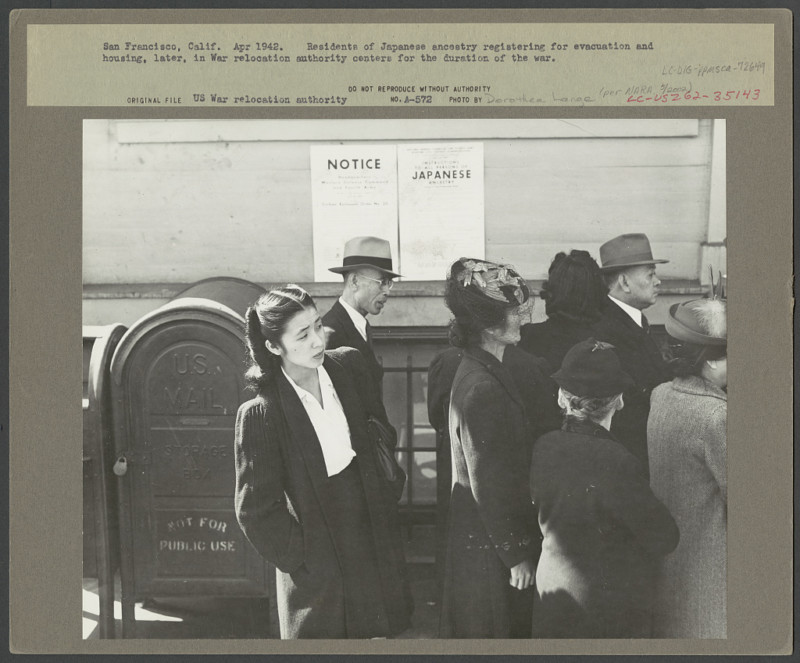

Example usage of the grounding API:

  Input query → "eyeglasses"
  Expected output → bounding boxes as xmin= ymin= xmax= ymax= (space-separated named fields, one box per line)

xmin=359 ymin=274 xmax=396 ymax=290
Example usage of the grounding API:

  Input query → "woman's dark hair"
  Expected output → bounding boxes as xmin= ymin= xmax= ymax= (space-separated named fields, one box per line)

xmin=540 ymin=250 xmax=608 ymax=323
xmin=444 ymin=258 xmax=527 ymax=348
xmin=244 ymin=284 xmax=316 ymax=390
xmin=667 ymin=339 xmax=727 ymax=377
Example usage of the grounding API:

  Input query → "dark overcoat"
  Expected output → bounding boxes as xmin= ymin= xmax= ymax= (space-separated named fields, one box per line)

xmin=234 ymin=348 xmax=411 ymax=639
xmin=428 ymin=345 xmax=561 ymax=454
xmin=427 ymin=345 xmax=560 ymax=596
xmin=439 ymin=346 xmax=542 ymax=638
xmin=322 ymin=300 xmax=383 ymax=394
xmin=530 ymin=419 xmax=680 ymax=638
xmin=590 ymin=300 xmax=672 ymax=476
xmin=518 ymin=316 xmax=598 ymax=375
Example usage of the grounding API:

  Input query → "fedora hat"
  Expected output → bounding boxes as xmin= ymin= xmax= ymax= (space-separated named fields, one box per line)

xmin=328 ymin=236 xmax=401 ymax=278
xmin=552 ymin=338 xmax=635 ymax=398
xmin=599 ymin=233 xmax=669 ymax=272
xmin=665 ymin=298 xmax=727 ymax=346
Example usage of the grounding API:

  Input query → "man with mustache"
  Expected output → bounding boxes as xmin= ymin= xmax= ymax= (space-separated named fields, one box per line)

xmin=323 ymin=236 xmax=400 ymax=399
xmin=591 ymin=233 xmax=673 ymax=478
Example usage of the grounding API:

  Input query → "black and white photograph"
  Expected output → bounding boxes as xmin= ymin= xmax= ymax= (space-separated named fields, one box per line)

xmin=81 ymin=117 xmax=729 ymax=641
xmin=9 ymin=5 xmax=793 ymax=657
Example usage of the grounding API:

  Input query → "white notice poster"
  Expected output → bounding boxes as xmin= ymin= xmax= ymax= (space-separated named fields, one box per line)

xmin=311 ymin=144 xmax=398 ymax=282
xmin=398 ymin=142 xmax=484 ymax=280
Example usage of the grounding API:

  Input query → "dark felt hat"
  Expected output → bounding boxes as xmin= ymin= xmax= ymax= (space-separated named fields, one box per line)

xmin=552 ymin=338 xmax=636 ymax=398
xmin=599 ymin=233 xmax=669 ymax=272
xmin=328 ymin=236 xmax=401 ymax=278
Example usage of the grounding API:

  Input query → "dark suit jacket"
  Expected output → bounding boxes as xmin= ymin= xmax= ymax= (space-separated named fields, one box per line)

xmin=323 ymin=299 xmax=383 ymax=395
xmin=234 ymin=348 xmax=410 ymax=638
xmin=591 ymin=299 xmax=673 ymax=477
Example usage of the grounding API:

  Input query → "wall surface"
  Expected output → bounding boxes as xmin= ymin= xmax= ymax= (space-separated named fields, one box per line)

xmin=83 ymin=118 xmax=721 ymax=327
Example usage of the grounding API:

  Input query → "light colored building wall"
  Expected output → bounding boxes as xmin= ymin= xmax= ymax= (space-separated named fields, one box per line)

xmin=83 ymin=119 xmax=722 ymax=327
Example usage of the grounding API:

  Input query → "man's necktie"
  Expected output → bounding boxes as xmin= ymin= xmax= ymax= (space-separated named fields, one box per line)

xmin=365 ymin=322 xmax=374 ymax=350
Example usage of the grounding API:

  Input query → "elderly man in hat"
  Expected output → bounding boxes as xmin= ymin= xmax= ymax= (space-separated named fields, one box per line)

xmin=591 ymin=233 xmax=673 ymax=478
xmin=323 ymin=236 xmax=400 ymax=397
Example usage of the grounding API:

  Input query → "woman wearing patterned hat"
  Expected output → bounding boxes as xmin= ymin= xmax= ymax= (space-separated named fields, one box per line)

xmin=438 ymin=258 xmax=542 ymax=638
xmin=530 ymin=338 xmax=679 ymax=638
xmin=647 ymin=286 xmax=727 ymax=638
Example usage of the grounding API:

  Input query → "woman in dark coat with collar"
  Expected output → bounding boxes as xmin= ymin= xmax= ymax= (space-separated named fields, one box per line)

xmin=234 ymin=285 xmax=411 ymax=639
xmin=518 ymin=249 xmax=608 ymax=374
xmin=530 ymin=338 xmax=679 ymax=638
xmin=439 ymin=258 xmax=541 ymax=639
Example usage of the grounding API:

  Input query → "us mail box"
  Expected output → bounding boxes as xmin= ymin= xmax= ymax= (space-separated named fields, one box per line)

xmin=109 ymin=277 xmax=269 ymax=637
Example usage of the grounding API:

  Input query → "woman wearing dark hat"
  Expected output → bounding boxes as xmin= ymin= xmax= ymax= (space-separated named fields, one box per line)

xmin=647 ymin=290 xmax=727 ymax=638
xmin=530 ymin=339 xmax=679 ymax=638
xmin=439 ymin=258 xmax=542 ymax=638
xmin=234 ymin=285 xmax=411 ymax=639
xmin=518 ymin=249 xmax=608 ymax=374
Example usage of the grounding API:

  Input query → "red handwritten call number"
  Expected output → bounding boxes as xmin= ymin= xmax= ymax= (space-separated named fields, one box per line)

xmin=627 ymin=89 xmax=761 ymax=103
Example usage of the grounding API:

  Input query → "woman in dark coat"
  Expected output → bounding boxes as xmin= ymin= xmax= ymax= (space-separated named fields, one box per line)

xmin=439 ymin=258 xmax=541 ymax=639
xmin=518 ymin=249 xmax=608 ymax=374
xmin=530 ymin=338 xmax=679 ymax=638
xmin=427 ymin=344 xmax=559 ymax=601
xmin=234 ymin=285 xmax=411 ymax=639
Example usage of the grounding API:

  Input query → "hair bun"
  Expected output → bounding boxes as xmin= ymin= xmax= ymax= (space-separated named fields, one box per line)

xmin=447 ymin=318 xmax=470 ymax=348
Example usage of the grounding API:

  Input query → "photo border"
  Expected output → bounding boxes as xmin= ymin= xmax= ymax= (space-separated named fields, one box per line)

xmin=7 ymin=5 xmax=795 ymax=657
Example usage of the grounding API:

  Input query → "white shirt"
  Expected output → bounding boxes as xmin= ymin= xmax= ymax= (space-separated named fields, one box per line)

xmin=338 ymin=297 xmax=369 ymax=342
xmin=281 ymin=365 xmax=356 ymax=477
xmin=608 ymin=294 xmax=644 ymax=327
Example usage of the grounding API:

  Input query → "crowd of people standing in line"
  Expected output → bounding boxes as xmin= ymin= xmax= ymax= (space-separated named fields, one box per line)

xmin=233 ymin=233 xmax=727 ymax=640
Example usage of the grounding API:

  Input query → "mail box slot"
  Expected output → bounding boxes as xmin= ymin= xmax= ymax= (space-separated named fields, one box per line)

xmin=84 ymin=323 xmax=127 ymax=639
xmin=110 ymin=277 xmax=268 ymax=637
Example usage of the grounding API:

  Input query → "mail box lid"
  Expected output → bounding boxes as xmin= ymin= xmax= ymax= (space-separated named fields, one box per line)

xmin=173 ymin=277 xmax=266 ymax=316
xmin=110 ymin=277 xmax=266 ymax=385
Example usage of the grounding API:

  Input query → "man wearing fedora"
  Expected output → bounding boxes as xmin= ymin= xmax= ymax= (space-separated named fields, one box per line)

xmin=591 ymin=233 xmax=673 ymax=478
xmin=323 ymin=236 xmax=401 ymax=398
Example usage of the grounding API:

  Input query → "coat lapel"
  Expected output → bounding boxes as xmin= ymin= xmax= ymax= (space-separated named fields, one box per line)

xmin=335 ymin=302 xmax=373 ymax=359
xmin=275 ymin=371 xmax=335 ymax=505
xmin=324 ymin=355 xmax=371 ymax=457
xmin=606 ymin=300 xmax=665 ymax=360
xmin=465 ymin=346 xmax=525 ymax=412
xmin=606 ymin=299 xmax=645 ymax=339
xmin=329 ymin=301 xmax=383 ymax=382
